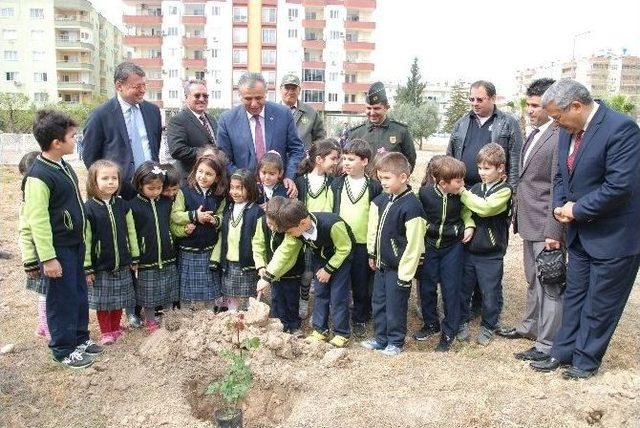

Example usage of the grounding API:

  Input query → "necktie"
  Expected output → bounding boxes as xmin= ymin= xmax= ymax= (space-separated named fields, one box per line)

xmin=567 ymin=130 xmax=584 ymax=172
xmin=128 ymin=105 xmax=145 ymax=168
xmin=199 ymin=114 xmax=214 ymax=140
xmin=521 ymin=127 xmax=539 ymax=165
xmin=253 ymin=114 xmax=265 ymax=161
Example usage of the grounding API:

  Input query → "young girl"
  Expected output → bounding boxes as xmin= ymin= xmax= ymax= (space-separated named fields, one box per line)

xmin=129 ymin=162 xmax=180 ymax=332
xmin=257 ymin=151 xmax=288 ymax=207
xmin=171 ymin=153 xmax=227 ymax=309
xmin=294 ymin=138 xmax=341 ymax=318
xmin=84 ymin=160 xmax=139 ymax=345
xmin=211 ymin=169 xmax=263 ymax=310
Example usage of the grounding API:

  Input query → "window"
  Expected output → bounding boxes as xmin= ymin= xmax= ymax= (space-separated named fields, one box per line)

xmin=3 ymin=29 xmax=17 ymax=40
xmin=5 ymin=72 xmax=19 ymax=81
xmin=303 ymin=69 xmax=325 ymax=82
xmin=169 ymin=48 xmax=178 ymax=57
xmin=328 ymin=72 xmax=338 ymax=82
xmin=212 ymin=5 xmax=220 ymax=16
xmin=305 ymin=11 xmax=317 ymax=20
xmin=232 ymin=49 xmax=247 ymax=65
xmin=4 ymin=51 xmax=17 ymax=61
xmin=33 ymin=72 xmax=47 ymax=82
xmin=195 ymin=71 xmax=205 ymax=80
xmin=194 ymin=50 xmax=203 ymax=59
xmin=330 ymin=10 xmax=339 ymax=19
xmin=233 ymin=27 xmax=247 ymax=44
xmin=264 ymin=71 xmax=276 ymax=85
xmin=261 ymin=50 xmax=276 ymax=65
xmin=328 ymin=93 xmax=338 ymax=102
xmin=211 ymin=49 xmax=218 ymax=58
xmin=31 ymin=30 xmax=44 ymax=39
xmin=288 ymin=8 xmax=298 ymax=19
xmin=30 ymin=8 xmax=44 ymax=19
xmin=262 ymin=7 xmax=276 ymax=23
xmin=346 ymin=32 xmax=358 ymax=41
xmin=345 ymin=73 xmax=356 ymax=83
xmin=62 ymin=94 xmax=80 ymax=103
xmin=344 ymin=93 xmax=356 ymax=103
xmin=288 ymin=29 xmax=297 ymax=38
xmin=33 ymin=51 xmax=46 ymax=61
xmin=1 ymin=8 xmax=14 ymax=18
xmin=167 ymin=27 xmax=178 ymax=36
xmin=168 ymin=69 xmax=178 ymax=78
xmin=233 ymin=7 xmax=248 ymax=23
xmin=233 ymin=70 xmax=245 ymax=85
xmin=34 ymin=92 xmax=49 ymax=103
xmin=169 ymin=90 xmax=178 ymax=99
xmin=330 ymin=31 xmax=341 ymax=40
xmin=303 ymin=90 xmax=324 ymax=103
xmin=169 ymin=6 xmax=178 ymax=15
xmin=262 ymin=28 xmax=276 ymax=44
xmin=190 ymin=6 xmax=205 ymax=16
xmin=211 ymin=90 xmax=221 ymax=100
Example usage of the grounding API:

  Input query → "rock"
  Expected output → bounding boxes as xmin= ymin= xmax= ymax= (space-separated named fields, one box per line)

xmin=585 ymin=409 xmax=604 ymax=425
xmin=322 ymin=348 xmax=347 ymax=367
xmin=244 ymin=298 xmax=270 ymax=327
xmin=0 ymin=344 xmax=15 ymax=354
xmin=266 ymin=318 xmax=284 ymax=333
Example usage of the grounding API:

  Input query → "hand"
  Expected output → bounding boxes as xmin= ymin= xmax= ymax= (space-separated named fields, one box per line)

xmin=259 ymin=202 xmax=267 ymax=211
xmin=544 ymin=238 xmax=562 ymax=250
xmin=316 ymin=268 xmax=331 ymax=283
xmin=283 ymin=178 xmax=298 ymax=198
xmin=258 ymin=268 xmax=266 ymax=278
xmin=43 ymin=259 xmax=62 ymax=278
xmin=257 ymin=278 xmax=271 ymax=294
xmin=130 ymin=264 xmax=138 ymax=278
xmin=462 ymin=227 xmax=474 ymax=244
xmin=368 ymin=259 xmax=377 ymax=271
xmin=184 ymin=223 xmax=196 ymax=235
xmin=554 ymin=201 xmax=575 ymax=223
xmin=26 ymin=269 xmax=40 ymax=279
xmin=86 ymin=273 xmax=95 ymax=286
xmin=195 ymin=205 xmax=215 ymax=224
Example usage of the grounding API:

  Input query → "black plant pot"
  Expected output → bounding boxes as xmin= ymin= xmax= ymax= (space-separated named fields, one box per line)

xmin=214 ymin=408 xmax=243 ymax=428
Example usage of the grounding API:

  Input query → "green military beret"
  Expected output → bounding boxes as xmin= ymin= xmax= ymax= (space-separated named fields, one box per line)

xmin=367 ymin=81 xmax=387 ymax=105
xmin=281 ymin=73 xmax=301 ymax=87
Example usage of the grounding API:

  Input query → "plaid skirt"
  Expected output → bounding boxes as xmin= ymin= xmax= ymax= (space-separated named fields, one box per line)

xmin=25 ymin=276 xmax=49 ymax=295
xmin=222 ymin=262 xmax=258 ymax=298
xmin=88 ymin=267 xmax=135 ymax=311
xmin=136 ymin=263 xmax=179 ymax=308
xmin=179 ymin=250 xmax=221 ymax=302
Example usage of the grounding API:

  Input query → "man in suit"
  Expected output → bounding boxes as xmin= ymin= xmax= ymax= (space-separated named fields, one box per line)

xmin=167 ymin=79 xmax=218 ymax=179
xmin=217 ymin=72 xmax=304 ymax=197
xmin=83 ymin=62 xmax=162 ymax=200
xmin=530 ymin=78 xmax=640 ymax=379
xmin=497 ymin=78 xmax=565 ymax=361
xmin=279 ymin=73 xmax=326 ymax=149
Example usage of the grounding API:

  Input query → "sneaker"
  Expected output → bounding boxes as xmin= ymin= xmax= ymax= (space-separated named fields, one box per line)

xmin=145 ymin=320 xmax=159 ymax=333
xmin=100 ymin=333 xmax=115 ymax=345
xmin=289 ymin=329 xmax=304 ymax=338
xmin=352 ymin=322 xmax=366 ymax=338
xmin=306 ymin=330 xmax=328 ymax=342
xmin=127 ymin=314 xmax=142 ymax=329
xmin=435 ymin=334 xmax=454 ymax=352
xmin=361 ymin=338 xmax=386 ymax=350
xmin=298 ymin=298 xmax=309 ymax=319
xmin=412 ymin=323 xmax=441 ymax=341
xmin=76 ymin=339 xmax=104 ymax=356
xmin=456 ymin=322 xmax=470 ymax=341
xmin=476 ymin=326 xmax=494 ymax=346
xmin=377 ymin=344 xmax=403 ymax=356
xmin=53 ymin=350 xmax=94 ymax=369
xmin=329 ymin=334 xmax=349 ymax=348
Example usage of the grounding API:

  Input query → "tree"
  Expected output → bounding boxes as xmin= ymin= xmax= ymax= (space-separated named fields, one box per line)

xmin=605 ymin=94 xmax=636 ymax=117
xmin=443 ymin=82 xmax=468 ymax=134
xmin=389 ymin=101 xmax=439 ymax=150
xmin=53 ymin=95 xmax=107 ymax=129
xmin=395 ymin=57 xmax=426 ymax=107
xmin=0 ymin=92 xmax=34 ymax=133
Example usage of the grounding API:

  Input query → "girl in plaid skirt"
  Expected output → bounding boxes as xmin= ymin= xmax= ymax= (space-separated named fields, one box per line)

xmin=84 ymin=160 xmax=139 ymax=345
xmin=211 ymin=169 xmax=263 ymax=311
xmin=171 ymin=153 xmax=228 ymax=310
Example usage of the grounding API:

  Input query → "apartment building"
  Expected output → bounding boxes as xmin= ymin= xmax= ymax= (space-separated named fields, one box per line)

xmin=122 ymin=0 xmax=376 ymax=112
xmin=0 ymin=0 xmax=124 ymax=104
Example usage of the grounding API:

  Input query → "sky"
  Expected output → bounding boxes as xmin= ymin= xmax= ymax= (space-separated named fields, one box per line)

xmin=92 ymin=0 xmax=640 ymax=99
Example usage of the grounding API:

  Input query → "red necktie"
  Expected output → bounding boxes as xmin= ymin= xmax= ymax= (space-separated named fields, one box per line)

xmin=567 ymin=130 xmax=584 ymax=172
xmin=253 ymin=114 xmax=265 ymax=161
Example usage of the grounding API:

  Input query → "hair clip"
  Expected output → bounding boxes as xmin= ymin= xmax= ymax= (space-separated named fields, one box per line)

xmin=152 ymin=165 xmax=166 ymax=175
xmin=266 ymin=150 xmax=282 ymax=157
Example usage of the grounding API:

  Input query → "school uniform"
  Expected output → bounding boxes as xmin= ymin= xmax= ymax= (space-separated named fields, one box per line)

xmin=368 ymin=187 xmax=426 ymax=348
xmin=257 ymin=182 xmax=288 ymax=205
xmin=19 ymin=206 xmax=50 ymax=294
xmin=331 ymin=174 xmax=382 ymax=324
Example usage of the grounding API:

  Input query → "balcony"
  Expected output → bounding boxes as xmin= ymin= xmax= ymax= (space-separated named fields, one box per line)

xmin=344 ymin=20 xmax=375 ymax=30
xmin=303 ymin=0 xmax=326 ymax=6
xmin=122 ymin=0 xmax=160 ymax=4
xmin=58 ymin=81 xmax=95 ymax=92
xmin=183 ymin=58 xmax=206 ymax=69
xmin=303 ymin=61 xmax=326 ymax=69
xmin=122 ymin=15 xmax=162 ymax=25
xmin=53 ymin=0 xmax=92 ymax=11
xmin=123 ymin=36 xmax=162 ymax=46
xmin=146 ymin=79 xmax=163 ymax=89
xmin=344 ymin=0 xmax=376 ymax=8
xmin=302 ymin=81 xmax=325 ymax=90
xmin=183 ymin=15 xmax=206 ymax=24
xmin=343 ymin=82 xmax=370 ymax=92
xmin=131 ymin=57 xmax=163 ymax=67
xmin=56 ymin=61 xmax=94 ymax=71
xmin=343 ymin=61 xmax=374 ymax=71
xmin=302 ymin=19 xmax=326 ymax=28
xmin=54 ymin=17 xmax=93 ymax=30
xmin=302 ymin=39 xmax=326 ymax=49
xmin=345 ymin=41 xmax=375 ymax=50
xmin=342 ymin=103 xmax=367 ymax=112
xmin=55 ymin=38 xmax=94 ymax=51
xmin=183 ymin=36 xmax=207 ymax=47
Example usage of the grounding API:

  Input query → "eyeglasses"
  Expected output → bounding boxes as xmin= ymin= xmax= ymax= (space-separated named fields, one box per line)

xmin=126 ymin=83 xmax=147 ymax=91
xmin=193 ymin=93 xmax=209 ymax=100
xmin=468 ymin=97 xmax=487 ymax=103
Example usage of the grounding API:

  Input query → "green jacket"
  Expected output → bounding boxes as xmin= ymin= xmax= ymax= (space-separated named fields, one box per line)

xmin=348 ymin=117 xmax=416 ymax=171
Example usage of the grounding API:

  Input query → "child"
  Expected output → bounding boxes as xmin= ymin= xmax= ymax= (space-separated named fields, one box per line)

xmin=457 ymin=143 xmax=513 ymax=346
xmin=84 ymin=160 xmax=139 ymax=344
xmin=330 ymin=139 xmax=382 ymax=337
xmin=129 ymin=162 xmax=180 ymax=331
xmin=18 ymin=151 xmax=50 ymax=340
xmin=257 ymin=151 xmax=288 ymax=207
xmin=414 ymin=156 xmax=474 ymax=352
xmin=362 ymin=152 xmax=426 ymax=356
xmin=253 ymin=197 xmax=304 ymax=333
xmin=211 ymin=169 xmax=263 ymax=310
xmin=22 ymin=110 xmax=102 ymax=368
xmin=294 ymin=138 xmax=341 ymax=318
xmin=257 ymin=196 xmax=353 ymax=348
xmin=171 ymin=154 xmax=227 ymax=309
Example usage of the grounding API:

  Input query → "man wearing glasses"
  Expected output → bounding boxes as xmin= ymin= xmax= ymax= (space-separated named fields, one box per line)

xmin=167 ymin=80 xmax=218 ymax=180
xmin=83 ymin=61 xmax=162 ymax=199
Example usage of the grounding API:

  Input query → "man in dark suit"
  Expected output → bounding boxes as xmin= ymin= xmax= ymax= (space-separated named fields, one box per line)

xmin=217 ymin=72 xmax=304 ymax=197
xmin=83 ymin=62 xmax=162 ymax=200
xmin=167 ymin=79 xmax=218 ymax=179
xmin=279 ymin=73 xmax=326 ymax=149
xmin=530 ymin=78 xmax=640 ymax=379
xmin=497 ymin=78 xmax=565 ymax=362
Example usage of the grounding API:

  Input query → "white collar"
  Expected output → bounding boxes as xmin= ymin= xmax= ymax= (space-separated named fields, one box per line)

xmin=117 ymin=93 xmax=137 ymax=112
xmin=583 ymin=102 xmax=599 ymax=133
xmin=189 ymin=108 xmax=207 ymax=120
xmin=246 ymin=107 xmax=265 ymax=121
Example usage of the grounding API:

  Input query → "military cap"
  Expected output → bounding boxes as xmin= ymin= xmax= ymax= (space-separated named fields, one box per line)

xmin=366 ymin=81 xmax=387 ymax=105
xmin=281 ymin=74 xmax=301 ymax=87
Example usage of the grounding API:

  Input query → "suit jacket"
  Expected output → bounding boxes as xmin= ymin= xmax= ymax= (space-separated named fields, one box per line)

xmin=291 ymin=100 xmax=326 ymax=148
xmin=515 ymin=124 xmax=564 ymax=242
xmin=216 ymin=101 xmax=305 ymax=180
xmin=553 ymin=102 xmax=640 ymax=259
xmin=167 ymin=108 xmax=218 ymax=178
xmin=83 ymin=97 xmax=161 ymax=198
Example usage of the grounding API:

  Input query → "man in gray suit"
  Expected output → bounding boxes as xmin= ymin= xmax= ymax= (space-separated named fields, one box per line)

xmin=497 ymin=78 xmax=564 ymax=360
xmin=280 ymin=74 xmax=326 ymax=148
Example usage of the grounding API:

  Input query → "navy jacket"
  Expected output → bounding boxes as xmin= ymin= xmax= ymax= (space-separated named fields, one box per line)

xmin=129 ymin=195 xmax=176 ymax=269
xmin=257 ymin=182 xmax=288 ymax=205
xmin=219 ymin=202 xmax=264 ymax=271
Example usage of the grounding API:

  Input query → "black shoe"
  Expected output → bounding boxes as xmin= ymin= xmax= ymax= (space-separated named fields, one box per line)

xmin=435 ymin=334 xmax=454 ymax=352
xmin=413 ymin=323 xmax=441 ymax=341
xmin=562 ymin=366 xmax=598 ymax=380
xmin=352 ymin=323 xmax=366 ymax=338
xmin=496 ymin=326 xmax=523 ymax=339
xmin=530 ymin=356 xmax=566 ymax=372
xmin=515 ymin=347 xmax=548 ymax=361
xmin=0 ymin=250 xmax=12 ymax=260
xmin=214 ymin=306 xmax=229 ymax=314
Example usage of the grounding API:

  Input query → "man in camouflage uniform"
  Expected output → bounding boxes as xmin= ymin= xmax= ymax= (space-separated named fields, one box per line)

xmin=280 ymin=73 xmax=326 ymax=149
xmin=348 ymin=82 xmax=416 ymax=171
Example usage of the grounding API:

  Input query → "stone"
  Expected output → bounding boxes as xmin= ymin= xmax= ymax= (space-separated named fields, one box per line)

xmin=0 ymin=344 xmax=15 ymax=354
xmin=321 ymin=348 xmax=348 ymax=367
xmin=244 ymin=298 xmax=270 ymax=328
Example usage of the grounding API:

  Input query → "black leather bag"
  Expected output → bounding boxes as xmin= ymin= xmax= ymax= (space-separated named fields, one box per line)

xmin=536 ymin=248 xmax=566 ymax=290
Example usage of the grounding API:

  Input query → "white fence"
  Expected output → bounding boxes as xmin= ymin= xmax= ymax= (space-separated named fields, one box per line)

xmin=0 ymin=133 xmax=80 ymax=165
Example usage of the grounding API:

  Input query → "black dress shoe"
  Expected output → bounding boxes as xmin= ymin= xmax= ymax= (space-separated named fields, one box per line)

xmin=496 ymin=326 xmax=523 ymax=339
xmin=530 ymin=356 xmax=565 ymax=372
xmin=562 ymin=366 xmax=598 ymax=380
xmin=515 ymin=347 xmax=548 ymax=361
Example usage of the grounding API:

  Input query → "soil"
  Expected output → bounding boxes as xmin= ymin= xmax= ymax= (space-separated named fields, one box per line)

xmin=1 ymin=159 xmax=638 ymax=428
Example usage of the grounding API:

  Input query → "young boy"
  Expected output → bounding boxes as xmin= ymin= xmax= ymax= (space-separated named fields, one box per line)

xmin=257 ymin=196 xmax=353 ymax=347
xmin=22 ymin=110 xmax=103 ymax=368
xmin=414 ymin=156 xmax=474 ymax=351
xmin=362 ymin=152 xmax=426 ymax=356
xmin=330 ymin=139 xmax=382 ymax=337
xmin=458 ymin=143 xmax=513 ymax=346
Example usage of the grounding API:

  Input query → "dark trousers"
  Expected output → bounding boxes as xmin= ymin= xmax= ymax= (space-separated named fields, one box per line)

xmin=550 ymin=238 xmax=640 ymax=371
xmin=350 ymin=244 xmax=372 ymax=324
xmin=460 ymin=250 xmax=504 ymax=330
xmin=372 ymin=268 xmax=411 ymax=347
xmin=271 ymin=277 xmax=301 ymax=332
xmin=312 ymin=256 xmax=351 ymax=336
xmin=46 ymin=245 xmax=90 ymax=360
xmin=418 ymin=243 xmax=463 ymax=337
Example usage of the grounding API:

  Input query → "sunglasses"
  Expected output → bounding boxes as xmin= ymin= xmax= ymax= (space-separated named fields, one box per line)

xmin=194 ymin=93 xmax=209 ymax=100
xmin=468 ymin=97 xmax=488 ymax=103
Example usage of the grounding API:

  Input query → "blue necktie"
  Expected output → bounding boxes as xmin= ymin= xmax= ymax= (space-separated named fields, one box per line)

xmin=128 ymin=105 xmax=145 ymax=168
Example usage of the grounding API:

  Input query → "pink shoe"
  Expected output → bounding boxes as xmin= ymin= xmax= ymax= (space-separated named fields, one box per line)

xmin=100 ymin=333 xmax=115 ymax=345
xmin=145 ymin=320 xmax=159 ymax=333
xmin=112 ymin=329 xmax=125 ymax=342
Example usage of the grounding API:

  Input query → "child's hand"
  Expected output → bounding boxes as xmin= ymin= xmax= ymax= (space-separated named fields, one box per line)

xmin=316 ymin=268 xmax=331 ymax=283
xmin=43 ymin=259 xmax=62 ymax=278
xmin=259 ymin=202 xmax=267 ymax=211
xmin=130 ymin=264 xmax=138 ymax=278
xmin=258 ymin=268 xmax=266 ymax=278
xmin=368 ymin=259 xmax=377 ymax=271
xmin=26 ymin=269 xmax=40 ymax=279
xmin=184 ymin=223 xmax=196 ymax=235
xmin=195 ymin=205 xmax=214 ymax=224
xmin=462 ymin=227 xmax=474 ymax=243
xmin=86 ymin=273 xmax=95 ymax=286
xmin=257 ymin=278 xmax=271 ymax=293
